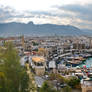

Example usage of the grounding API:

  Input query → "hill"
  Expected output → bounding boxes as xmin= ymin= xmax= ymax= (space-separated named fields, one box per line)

xmin=0 ymin=22 xmax=87 ymax=37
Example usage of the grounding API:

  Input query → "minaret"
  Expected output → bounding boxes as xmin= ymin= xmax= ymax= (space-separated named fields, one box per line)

xmin=89 ymin=38 xmax=92 ymax=49
xmin=21 ymin=35 xmax=25 ymax=50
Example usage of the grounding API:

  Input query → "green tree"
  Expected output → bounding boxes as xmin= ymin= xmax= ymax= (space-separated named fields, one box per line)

xmin=0 ymin=72 xmax=7 ymax=92
xmin=49 ymin=73 xmax=65 ymax=84
xmin=32 ymin=41 xmax=39 ymax=46
xmin=0 ymin=42 xmax=29 ymax=92
xmin=67 ymin=77 xmax=80 ymax=88
xmin=62 ymin=85 xmax=72 ymax=92
xmin=39 ymin=81 xmax=57 ymax=92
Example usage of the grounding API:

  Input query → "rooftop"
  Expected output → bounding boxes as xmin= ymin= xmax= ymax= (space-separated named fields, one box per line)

xmin=32 ymin=56 xmax=45 ymax=63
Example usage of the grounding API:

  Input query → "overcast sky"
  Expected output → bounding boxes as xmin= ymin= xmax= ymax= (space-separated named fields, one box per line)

xmin=0 ymin=0 xmax=92 ymax=29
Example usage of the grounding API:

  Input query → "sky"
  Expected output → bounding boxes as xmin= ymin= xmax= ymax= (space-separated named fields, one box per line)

xmin=0 ymin=0 xmax=92 ymax=29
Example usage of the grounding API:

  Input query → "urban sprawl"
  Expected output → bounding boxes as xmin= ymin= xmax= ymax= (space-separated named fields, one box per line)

xmin=1 ymin=36 xmax=92 ymax=92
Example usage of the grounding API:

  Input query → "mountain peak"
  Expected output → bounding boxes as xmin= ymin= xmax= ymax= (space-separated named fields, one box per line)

xmin=28 ymin=21 xmax=34 ymax=25
xmin=0 ymin=22 xmax=86 ymax=37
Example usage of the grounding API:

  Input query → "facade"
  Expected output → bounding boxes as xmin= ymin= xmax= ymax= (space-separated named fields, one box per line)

xmin=81 ymin=78 xmax=92 ymax=92
xmin=31 ymin=56 xmax=46 ymax=76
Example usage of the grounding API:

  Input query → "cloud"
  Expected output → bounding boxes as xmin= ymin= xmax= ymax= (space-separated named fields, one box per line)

xmin=56 ymin=4 xmax=92 ymax=21
xmin=0 ymin=5 xmax=15 ymax=22
xmin=53 ymin=4 xmax=92 ymax=29
xmin=0 ymin=3 xmax=92 ymax=29
xmin=0 ymin=5 xmax=70 ymax=23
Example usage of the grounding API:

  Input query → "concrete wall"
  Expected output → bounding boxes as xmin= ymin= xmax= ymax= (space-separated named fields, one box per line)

xmin=35 ymin=67 xmax=45 ymax=76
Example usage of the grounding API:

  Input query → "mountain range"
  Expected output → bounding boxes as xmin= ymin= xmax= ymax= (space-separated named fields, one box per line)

xmin=0 ymin=22 xmax=91 ymax=37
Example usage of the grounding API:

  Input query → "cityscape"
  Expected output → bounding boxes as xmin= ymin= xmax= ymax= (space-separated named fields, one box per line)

xmin=0 ymin=0 xmax=92 ymax=92
xmin=0 ymin=36 xmax=92 ymax=92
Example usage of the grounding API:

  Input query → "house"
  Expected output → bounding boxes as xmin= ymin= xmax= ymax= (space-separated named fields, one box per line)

xmin=31 ymin=56 xmax=46 ymax=76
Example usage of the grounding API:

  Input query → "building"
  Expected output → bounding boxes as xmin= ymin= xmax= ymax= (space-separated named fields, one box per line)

xmin=49 ymin=60 xmax=57 ymax=73
xmin=81 ymin=78 xmax=92 ymax=92
xmin=31 ymin=56 xmax=46 ymax=76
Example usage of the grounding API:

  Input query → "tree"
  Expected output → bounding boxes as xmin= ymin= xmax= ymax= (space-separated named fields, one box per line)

xmin=32 ymin=41 xmax=39 ymax=46
xmin=62 ymin=85 xmax=72 ymax=92
xmin=0 ymin=42 xmax=29 ymax=92
xmin=0 ymin=72 xmax=7 ymax=92
xmin=49 ymin=73 xmax=65 ymax=84
xmin=67 ymin=76 xmax=80 ymax=88
xmin=39 ymin=81 xmax=57 ymax=92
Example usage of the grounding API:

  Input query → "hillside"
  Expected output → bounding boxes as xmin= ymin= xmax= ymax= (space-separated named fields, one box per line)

xmin=0 ymin=22 xmax=86 ymax=37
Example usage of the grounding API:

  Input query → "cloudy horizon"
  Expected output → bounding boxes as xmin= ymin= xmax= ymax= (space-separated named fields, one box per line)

xmin=0 ymin=0 xmax=92 ymax=29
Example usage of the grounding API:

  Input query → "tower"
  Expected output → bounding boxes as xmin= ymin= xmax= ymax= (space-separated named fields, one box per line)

xmin=21 ymin=35 xmax=25 ymax=50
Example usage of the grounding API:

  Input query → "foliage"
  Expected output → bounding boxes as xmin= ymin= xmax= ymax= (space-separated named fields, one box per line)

xmin=67 ymin=76 xmax=80 ymax=88
xmin=32 ymin=41 xmax=39 ymax=46
xmin=39 ymin=81 xmax=57 ymax=92
xmin=62 ymin=85 xmax=72 ymax=92
xmin=0 ymin=72 xmax=7 ymax=92
xmin=0 ymin=42 xmax=29 ymax=92
xmin=49 ymin=73 xmax=65 ymax=84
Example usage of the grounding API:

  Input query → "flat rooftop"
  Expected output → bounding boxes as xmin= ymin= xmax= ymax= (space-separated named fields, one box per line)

xmin=32 ymin=56 xmax=45 ymax=63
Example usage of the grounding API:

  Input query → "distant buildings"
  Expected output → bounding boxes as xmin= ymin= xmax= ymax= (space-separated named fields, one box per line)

xmin=1 ymin=36 xmax=92 ymax=91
